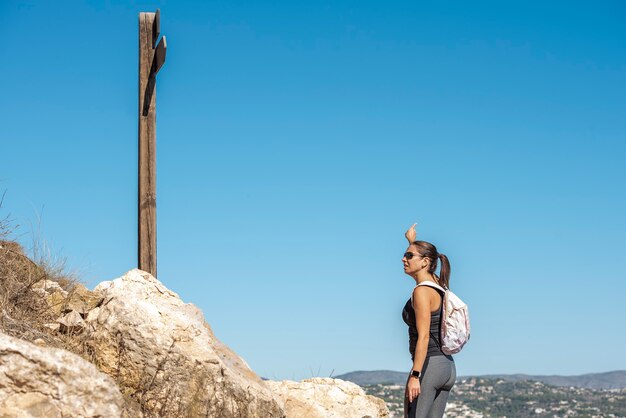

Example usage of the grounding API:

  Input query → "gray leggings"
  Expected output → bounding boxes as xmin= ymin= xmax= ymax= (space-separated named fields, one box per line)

xmin=404 ymin=355 xmax=456 ymax=418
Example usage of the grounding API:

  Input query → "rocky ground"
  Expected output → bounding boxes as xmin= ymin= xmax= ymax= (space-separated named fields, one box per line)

xmin=0 ymin=240 xmax=389 ymax=418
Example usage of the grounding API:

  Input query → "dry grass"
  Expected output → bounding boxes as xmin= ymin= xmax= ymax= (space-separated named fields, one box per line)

xmin=0 ymin=199 xmax=91 ymax=357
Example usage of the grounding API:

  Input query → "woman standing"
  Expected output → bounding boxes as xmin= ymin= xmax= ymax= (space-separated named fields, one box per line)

xmin=401 ymin=224 xmax=457 ymax=418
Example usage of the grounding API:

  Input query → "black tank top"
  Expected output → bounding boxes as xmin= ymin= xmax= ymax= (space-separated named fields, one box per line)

xmin=401 ymin=286 xmax=451 ymax=360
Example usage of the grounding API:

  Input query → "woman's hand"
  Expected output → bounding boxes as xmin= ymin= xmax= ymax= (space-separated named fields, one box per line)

xmin=407 ymin=375 xmax=421 ymax=403
xmin=405 ymin=223 xmax=417 ymax=243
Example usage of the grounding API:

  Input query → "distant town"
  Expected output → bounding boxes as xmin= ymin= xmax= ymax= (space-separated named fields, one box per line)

xmin=334 ymin=370 xmax=626 ymax=418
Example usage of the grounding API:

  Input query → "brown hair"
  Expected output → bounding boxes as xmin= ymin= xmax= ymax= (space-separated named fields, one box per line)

xmin=411 ymin=240 xmax=451 ymax=289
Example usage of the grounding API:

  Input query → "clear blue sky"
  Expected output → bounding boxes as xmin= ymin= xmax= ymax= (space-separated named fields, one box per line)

xmin=1 ymin=0 xmax=625 ymax=381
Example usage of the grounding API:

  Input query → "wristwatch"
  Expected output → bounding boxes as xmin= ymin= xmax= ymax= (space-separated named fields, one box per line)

xmin=411 ymin=370 xmax=421 ymax=379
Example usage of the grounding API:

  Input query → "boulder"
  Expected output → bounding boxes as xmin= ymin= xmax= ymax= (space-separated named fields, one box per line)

xmin=266 ymin=377 xmax=389 ymax=418
xmin=0 ymin=331 xmax=124 ymax=418
xmin=85 ymin=269 xmax=284 ymax=418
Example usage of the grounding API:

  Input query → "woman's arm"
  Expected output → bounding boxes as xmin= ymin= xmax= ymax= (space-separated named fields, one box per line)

xmin=406 ymin=286 xmax=432 ymax=402
xmin=412 ymin=286 xmax=432 ymax=376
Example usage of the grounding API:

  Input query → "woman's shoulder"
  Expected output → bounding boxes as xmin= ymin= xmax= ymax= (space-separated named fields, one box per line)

xmin=413 ymin=283 xmax=443 ymax=296
xmin=412 ymin=285 xmax=440 ymax=306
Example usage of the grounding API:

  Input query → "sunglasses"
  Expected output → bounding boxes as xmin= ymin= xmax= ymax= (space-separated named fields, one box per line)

xmin=403 ymin=252 xmax=424 ymax=260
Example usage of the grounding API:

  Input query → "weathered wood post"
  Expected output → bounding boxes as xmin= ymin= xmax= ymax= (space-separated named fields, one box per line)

xmin=138 ymin=9 xmax=166 ymax=277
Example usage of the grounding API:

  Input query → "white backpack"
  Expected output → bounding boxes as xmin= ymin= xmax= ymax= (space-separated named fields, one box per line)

xmin=412 ymin=280 xmax=470 ymax=355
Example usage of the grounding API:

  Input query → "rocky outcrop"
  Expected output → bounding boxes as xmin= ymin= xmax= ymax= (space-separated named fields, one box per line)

xmin=266 ymin=377 xmax=389 ymax=418
xmin=84 ymin=269 xmax=284 ymax=418
xmin=8 ymin=267 xmax=390 ymax=418
xmin=0 ymin=331 xmax=124 ymax=418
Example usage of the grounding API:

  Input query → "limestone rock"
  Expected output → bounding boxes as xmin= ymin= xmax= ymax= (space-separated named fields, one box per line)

xmin=85 ymin=269 xmax=284 ymax=418
xmin=30 ymin=280 xmax=68 ymax=316
xmin=0 ymin=331 xmax=124 ymax=417
xmin=43 ymin=322 xmax=60 ymax=332
xmin=266 ymin=377 xmax=389 ymax=418
xmin=64 ymin=284 xmax=103 ymax=314
xmin=45 ymin=291 xmax=67 ymax=316
xmin=85 ymin=306 xmax=100 ymax=322
xmin=56 ymin=310 xmax=85 ymax=334
xmin=31 ymin=280 xmax=103 ymax=318
xmin=31 ymin=280 xmax=67 ymax=297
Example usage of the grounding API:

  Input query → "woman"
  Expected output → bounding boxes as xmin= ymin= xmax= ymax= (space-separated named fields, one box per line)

xmin=401 ymin=223 xmax=456 ymax=418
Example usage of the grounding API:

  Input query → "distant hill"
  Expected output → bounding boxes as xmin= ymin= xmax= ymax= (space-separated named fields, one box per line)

xmin=335 ymin=370 xmax=626 ymax=390
xmin=334 ymin=370 xmax=409 ymax=386
xmin=467 ymin=370 xmax=626 ymax=390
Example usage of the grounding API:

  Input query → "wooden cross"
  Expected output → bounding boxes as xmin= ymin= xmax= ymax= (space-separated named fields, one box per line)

xmin=138 ymin=9 xmax=166 ymax=278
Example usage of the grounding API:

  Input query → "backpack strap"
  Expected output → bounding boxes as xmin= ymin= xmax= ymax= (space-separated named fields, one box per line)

xmin=416 ymin=280 xmax=447 ymax=293
xmin=411 ymin=280 xmax=446 ymax=304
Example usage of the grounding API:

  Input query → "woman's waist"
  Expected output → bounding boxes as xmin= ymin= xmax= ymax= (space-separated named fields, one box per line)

xmin=411 ymin=352 xmax=454 ymax=362
xmin=409 ymin=339 xmax=448 ymax=356
xmin=407 ymin=326 xmax=441 ymax=336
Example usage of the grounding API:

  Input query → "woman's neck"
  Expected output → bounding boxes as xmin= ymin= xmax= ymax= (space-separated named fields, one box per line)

xmin=413 ymin=272 xmax=438 ymax=285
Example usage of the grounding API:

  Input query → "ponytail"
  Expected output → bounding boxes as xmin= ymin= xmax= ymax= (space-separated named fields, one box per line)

xmin=438 ymin=253 xmax=450 ymax=289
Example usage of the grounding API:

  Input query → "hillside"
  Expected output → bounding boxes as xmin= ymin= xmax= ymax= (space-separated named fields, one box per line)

xmin=470 ymin=370 xmax=626 ymax=390
xmin=335 ymin=369 xmax=626 ymax=390
xmin=361 ymin=377 xmax=626 ymax=418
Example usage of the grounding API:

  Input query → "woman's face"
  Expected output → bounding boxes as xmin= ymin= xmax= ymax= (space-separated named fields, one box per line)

xmin=402 ymin=245 xmax=427 ymax=276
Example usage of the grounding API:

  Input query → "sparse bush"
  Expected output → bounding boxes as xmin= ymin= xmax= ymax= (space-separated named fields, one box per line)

xmin=0 ymin=196 xmax=90 ymax=358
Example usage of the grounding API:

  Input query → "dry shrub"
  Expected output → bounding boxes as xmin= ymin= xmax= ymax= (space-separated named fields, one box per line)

xmin=0 ymin=204 xmax=91 ymax=359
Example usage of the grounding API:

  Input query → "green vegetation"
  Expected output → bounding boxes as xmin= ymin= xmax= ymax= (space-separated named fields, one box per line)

xmin=361 ymin=377 xmax=626 ymax=418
